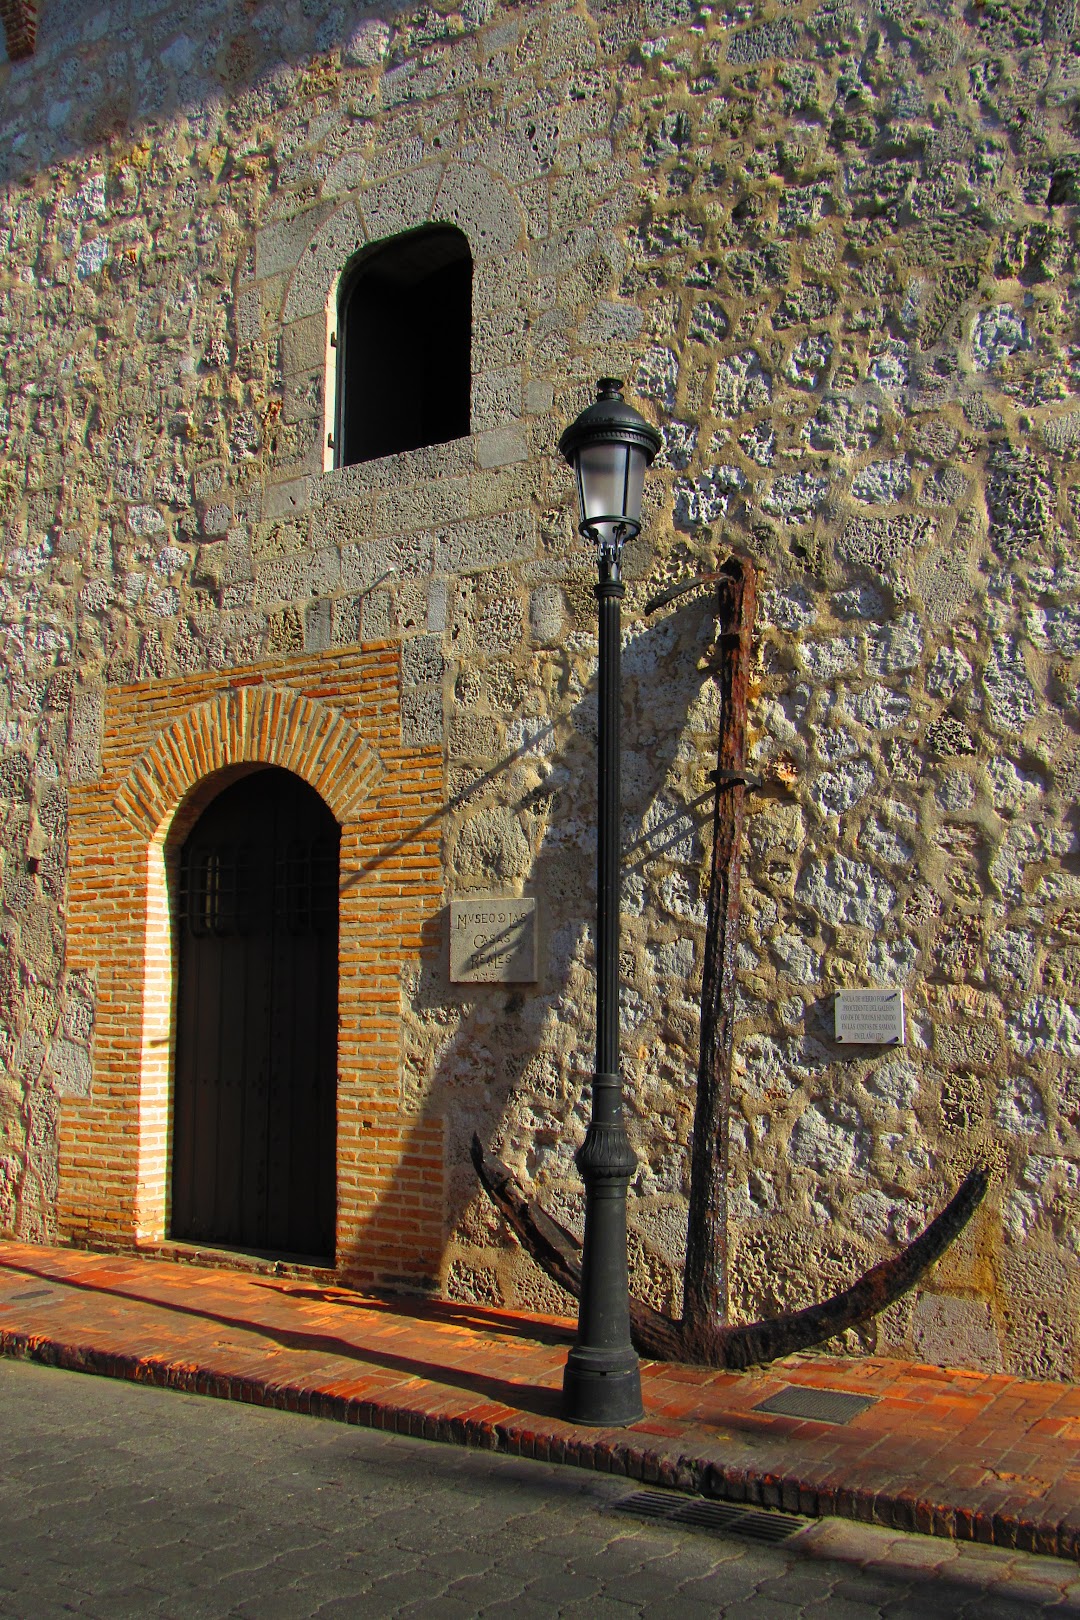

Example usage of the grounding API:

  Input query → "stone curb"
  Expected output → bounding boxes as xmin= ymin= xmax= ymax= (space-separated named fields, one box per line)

xmin=2 ymin=1326 xmax=1075 ymax=1564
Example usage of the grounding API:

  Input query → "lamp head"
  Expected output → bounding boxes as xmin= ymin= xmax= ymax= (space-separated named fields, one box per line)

xmin=558 ymin=378 xmax=662 ymax=566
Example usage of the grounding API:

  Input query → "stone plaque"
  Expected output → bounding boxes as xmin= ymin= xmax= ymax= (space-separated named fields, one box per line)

xmin=450 ymin=897 xmax=537 ymax=984
xmin=834 ymin=987 xmax=905 ymax=1045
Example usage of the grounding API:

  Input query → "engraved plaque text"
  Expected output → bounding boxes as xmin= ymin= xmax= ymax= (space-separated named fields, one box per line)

xmin=834 ymin=987 xmax=905 ymax=1045
xmin=450 ymin=897 xmax=537 ymax=984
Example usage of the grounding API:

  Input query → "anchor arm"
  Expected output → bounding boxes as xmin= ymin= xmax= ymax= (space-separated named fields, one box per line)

xmin=472 ymin=1135 xmax=990 ymax=1368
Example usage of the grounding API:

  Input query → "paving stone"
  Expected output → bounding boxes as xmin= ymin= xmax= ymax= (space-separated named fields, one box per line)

xmin=754 ymin=1568 xmax=842 ymax=1605
xmin=879 ymin=1605 xmax=967 ymax=1620
xmin=598 ymin=1560 xmax=690 ymax=1605
xmin=522 ymin=1569 xmax=607 ymax=1605
xmin=446 ymin=1568 xmax=535 ymax=1606
xmin=678 ymin=1565 xmax=773 ymax=1607
xmin=719 ymin=1597 xmax=804 ymax=1618
xmin=802 ymin=1598 xmax=886 ymax=1620
xmin=832 ymin=1575 xmax=914 ymax=1606
xmin=991 ymin=1582 xmax=1071 ymax=1607
xmin=479 ymin=1602 xmax=567 ymax=1620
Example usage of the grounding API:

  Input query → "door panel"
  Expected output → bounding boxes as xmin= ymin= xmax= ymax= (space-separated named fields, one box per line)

xmin=171 ymin=769 xmax=339 ymax=1259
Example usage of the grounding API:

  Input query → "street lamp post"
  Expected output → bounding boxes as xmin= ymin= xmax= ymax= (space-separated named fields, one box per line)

xmin=558 ymin=378 xmax=662 ymax=1427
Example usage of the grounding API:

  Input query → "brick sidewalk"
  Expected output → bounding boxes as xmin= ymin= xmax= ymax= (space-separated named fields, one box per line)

xmin=0 ymin=1240 xmax=1077 ymax=1561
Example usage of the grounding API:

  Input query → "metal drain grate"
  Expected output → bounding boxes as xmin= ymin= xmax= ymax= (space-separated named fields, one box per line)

xmin=752 ymin=1385 xmax=876 ymax=1425
xmin=613 ymin=1490 xmax=805 ymax=1544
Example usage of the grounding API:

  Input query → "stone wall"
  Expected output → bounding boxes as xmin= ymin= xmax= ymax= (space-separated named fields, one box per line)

xmin=0 ymin=0 xmax=1077 ymax=1377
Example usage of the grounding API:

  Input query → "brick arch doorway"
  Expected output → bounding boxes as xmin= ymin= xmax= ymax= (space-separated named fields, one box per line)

xmin=171 ymin=767 xmax=339 ymax=1261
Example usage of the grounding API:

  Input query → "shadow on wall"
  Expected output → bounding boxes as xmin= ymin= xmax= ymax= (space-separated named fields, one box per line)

xmin=0 ymin=0 xmax=468 ymax=182
xmin=335 ymin=586 xmax=723 ymax=1314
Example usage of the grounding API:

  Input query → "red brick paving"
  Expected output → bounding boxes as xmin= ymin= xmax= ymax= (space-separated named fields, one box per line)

xmin=0 ymin=1239 xmax=1077 ymax=1561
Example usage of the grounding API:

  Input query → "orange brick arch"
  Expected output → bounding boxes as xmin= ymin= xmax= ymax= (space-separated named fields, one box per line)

xmin=111 ymin=684 xmax=384 ymax=840
xmin=60 ymin=648 xmax=445 ymax=1283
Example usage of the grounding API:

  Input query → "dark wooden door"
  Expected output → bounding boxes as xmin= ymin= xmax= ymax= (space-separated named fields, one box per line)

xmin=171 ymin=769 xmax=339 ymax=1259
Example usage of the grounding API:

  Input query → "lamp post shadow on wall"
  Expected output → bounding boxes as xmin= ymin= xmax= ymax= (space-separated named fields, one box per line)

xmin=557 ymin=378 xmax=662 ymax=1427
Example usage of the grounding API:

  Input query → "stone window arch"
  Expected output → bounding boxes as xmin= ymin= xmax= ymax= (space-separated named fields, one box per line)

xmin=272 ymin=161 xmax=525 ymax=483
xmin=332 ymin=223 xmax=472 ymax=468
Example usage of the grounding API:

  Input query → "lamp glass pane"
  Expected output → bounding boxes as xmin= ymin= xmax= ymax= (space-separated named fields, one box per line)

xmin=622 ymin=444 xmax=647 ymax=528
xmin=577 ymin=442 xmax=630 ymax=529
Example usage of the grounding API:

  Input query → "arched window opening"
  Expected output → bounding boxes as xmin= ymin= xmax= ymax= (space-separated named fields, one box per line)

xmin=333 ymin=224 xmax=472 ymax=468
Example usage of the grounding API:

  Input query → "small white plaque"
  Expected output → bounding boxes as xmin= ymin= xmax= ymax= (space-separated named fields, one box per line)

xmin=450 ymin=897 xmax=537 ymax=984
xmin=834 ymin=987 xmax=905 ymax=1045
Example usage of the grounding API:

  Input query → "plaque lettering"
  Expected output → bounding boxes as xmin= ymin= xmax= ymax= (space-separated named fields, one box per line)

xmin=449 ymin=897 xmax=538 ymax=984
xmin=834 ymin=987 xmax=905 ymax=1045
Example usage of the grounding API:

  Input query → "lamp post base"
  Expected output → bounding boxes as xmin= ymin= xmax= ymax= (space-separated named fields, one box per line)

xmin=562 ymin=1346 xmax=643 ymax=1428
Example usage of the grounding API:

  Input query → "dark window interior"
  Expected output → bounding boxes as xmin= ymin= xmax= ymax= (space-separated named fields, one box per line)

xmin=336 ymin=225 xmax=472 ymax=467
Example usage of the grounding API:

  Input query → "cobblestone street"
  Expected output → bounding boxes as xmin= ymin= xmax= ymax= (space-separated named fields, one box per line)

xmin=1 ymin=1360 xmax=1077 ymax=1619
